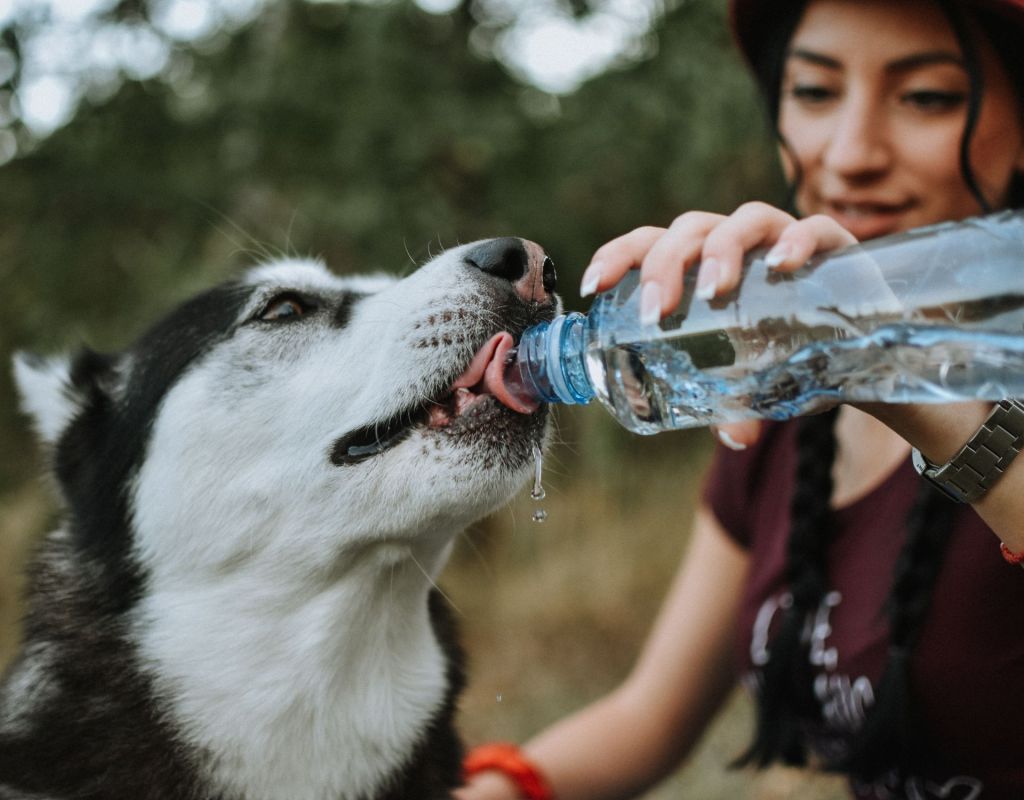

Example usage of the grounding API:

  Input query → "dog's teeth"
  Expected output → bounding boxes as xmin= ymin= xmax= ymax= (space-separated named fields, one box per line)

xmin=454 ymin=387 xmax=477 ymax=415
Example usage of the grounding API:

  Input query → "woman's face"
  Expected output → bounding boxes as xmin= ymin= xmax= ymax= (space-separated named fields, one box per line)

xmin=779 ymin=0 xmax=1024 ymax=240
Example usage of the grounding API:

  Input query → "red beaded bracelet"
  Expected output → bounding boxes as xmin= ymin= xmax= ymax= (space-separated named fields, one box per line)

xmin=1000 ymin=542 xmax=1024 ymax=568
xmin=463 ymin=743 xmax=554 ymax=800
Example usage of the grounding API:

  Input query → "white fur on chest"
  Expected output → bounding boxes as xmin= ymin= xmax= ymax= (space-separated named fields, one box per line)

xmin=135 ymin=548 xmax=449 ymax=800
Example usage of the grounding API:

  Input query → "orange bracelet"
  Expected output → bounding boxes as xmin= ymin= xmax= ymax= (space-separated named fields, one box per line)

xmin=463 ymin=743 xmax=554 ymax=800
xmin=1000 ymin=542 xmax=1024 ymax=568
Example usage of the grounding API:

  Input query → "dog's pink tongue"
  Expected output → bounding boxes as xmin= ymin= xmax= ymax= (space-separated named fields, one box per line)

xmin=453 ymin=333 xmax=540 ymax=414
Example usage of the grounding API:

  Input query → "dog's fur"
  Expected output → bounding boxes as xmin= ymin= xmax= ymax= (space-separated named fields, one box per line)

xmin=0 ymin=238 xmax=557 ymax=800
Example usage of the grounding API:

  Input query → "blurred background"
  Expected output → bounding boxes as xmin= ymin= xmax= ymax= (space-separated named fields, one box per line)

xmin=0 ymin=0 xmax=844 ymax=796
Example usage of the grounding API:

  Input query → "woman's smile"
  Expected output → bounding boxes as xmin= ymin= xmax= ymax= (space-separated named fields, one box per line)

xmin=821 ymin=196 xmax=919 ymax=239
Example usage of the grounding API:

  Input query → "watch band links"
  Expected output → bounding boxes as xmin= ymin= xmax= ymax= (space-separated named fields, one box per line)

xmin=911 ymin=399 xmax=1024 ymax=504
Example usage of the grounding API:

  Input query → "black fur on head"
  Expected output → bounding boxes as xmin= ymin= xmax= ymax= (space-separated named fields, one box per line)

xmin=48 ymin=283 xmax=253 ymax=613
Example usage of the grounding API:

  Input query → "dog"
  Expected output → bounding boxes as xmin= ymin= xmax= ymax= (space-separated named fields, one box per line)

xmin=0 ymin=237 xmax=558 ymax=800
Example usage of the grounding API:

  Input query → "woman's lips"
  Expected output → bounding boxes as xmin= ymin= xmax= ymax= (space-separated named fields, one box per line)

xmin=824 ymin=199 xmax=916 ymax=240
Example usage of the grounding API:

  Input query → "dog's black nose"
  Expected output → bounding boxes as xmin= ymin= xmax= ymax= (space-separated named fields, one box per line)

xmin=465 ymin=238 xmax=528 ymax=282
xmin=464 ymin=237 xmax=556 ymax=303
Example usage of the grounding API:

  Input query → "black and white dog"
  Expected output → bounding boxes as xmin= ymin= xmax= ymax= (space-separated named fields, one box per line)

xmin=0 ymin=238 xmax=557 ymax=800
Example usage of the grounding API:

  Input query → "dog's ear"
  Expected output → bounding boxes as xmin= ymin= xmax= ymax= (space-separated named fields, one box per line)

xmin=12 ymin=349 xmax=118 ymax=447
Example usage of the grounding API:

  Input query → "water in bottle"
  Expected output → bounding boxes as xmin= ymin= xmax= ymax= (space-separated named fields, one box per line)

xmin=502 ymin=211 xmax=1024 ymax=434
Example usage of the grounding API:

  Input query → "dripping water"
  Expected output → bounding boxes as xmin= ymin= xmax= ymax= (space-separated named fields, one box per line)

xmin=531 ymin=443 xmax=547 ymax=523
xmin=530 ymin=444 xmax=546 ymax=500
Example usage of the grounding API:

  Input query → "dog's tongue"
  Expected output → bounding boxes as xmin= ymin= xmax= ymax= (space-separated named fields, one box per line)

xmin=452 ymin=333 xmax=539 ymax=414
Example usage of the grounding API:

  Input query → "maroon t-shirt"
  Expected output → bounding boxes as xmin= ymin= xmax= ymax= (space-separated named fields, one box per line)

xmin=702 ymin=421 xmax=1024 ymax=799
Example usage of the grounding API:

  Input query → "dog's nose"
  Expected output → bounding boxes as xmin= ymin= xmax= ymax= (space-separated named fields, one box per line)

xmin=464 ymin=237 xmax=556 ymax=304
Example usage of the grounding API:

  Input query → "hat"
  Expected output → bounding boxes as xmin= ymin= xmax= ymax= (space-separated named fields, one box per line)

xmin=729 ymin=0 xmax=1024 ymax=72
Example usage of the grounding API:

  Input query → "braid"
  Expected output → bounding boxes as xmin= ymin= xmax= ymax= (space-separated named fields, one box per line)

xmin=736 ymin=411 xmax=958 ymax=781
xmin=735 ymin=407 xmax=840 ymax=768
xmin=833 ymin=483 xmax=957 ymax=781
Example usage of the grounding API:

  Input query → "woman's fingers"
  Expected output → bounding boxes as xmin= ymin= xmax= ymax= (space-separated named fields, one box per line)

xmin=636 ymin=211 xmax=725 ymax=322
xmin=698 ymin=202 xmax=800 ymax=295
xmin=764 ymin=214 xmax=859 ymax=272
xmin=582 ymin=205 xmax=860 ymax=323
xmin=581 ymin=226 xmax=667 ymax=298
xmin=712 ymin=420 xmax=763 ymax=450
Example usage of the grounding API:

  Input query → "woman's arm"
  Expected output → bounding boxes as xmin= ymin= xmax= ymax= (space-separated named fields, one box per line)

xmin=455 ymin=507 xmax=750 ymax=800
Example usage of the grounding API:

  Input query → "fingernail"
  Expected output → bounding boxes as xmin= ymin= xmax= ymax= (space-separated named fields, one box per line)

xmin=717 ymin=429 xmax=747 ymax=451
xmin=639 ymin=282 xmax=662 ymax=326
xmin=765 ymin=243 xmax=791 ymax=268
xmin=696 ymin=257 xmax=720 ymax=301
xmin=580 ymin=263 xmax=602 ymax=297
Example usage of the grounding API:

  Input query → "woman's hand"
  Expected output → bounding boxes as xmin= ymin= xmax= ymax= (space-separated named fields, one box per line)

xmin=581 ymin=202 xmax=857 ymax=316
xmin=580 ymin=203 xmax=858 ymax=449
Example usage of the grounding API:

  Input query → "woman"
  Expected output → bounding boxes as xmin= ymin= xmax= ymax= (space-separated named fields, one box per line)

xmin=457 ymin=0 xmax=1024 ymax=798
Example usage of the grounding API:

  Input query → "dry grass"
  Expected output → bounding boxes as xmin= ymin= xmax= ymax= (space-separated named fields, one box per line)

xmin=445 ymin=406 xmax=847 ymax=799
xmin=0 ymin=405 xmax=847 ymax=798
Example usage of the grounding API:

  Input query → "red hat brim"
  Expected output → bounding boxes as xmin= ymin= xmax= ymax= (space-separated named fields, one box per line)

xmin=729 ymin=0 xmax=1024 ymax=71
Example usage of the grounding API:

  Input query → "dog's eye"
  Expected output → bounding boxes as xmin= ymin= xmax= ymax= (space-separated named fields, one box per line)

xmin=258 ymin=293 xmax=311 ymax=322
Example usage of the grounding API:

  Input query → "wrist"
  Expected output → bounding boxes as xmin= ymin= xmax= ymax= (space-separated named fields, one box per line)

xmin=857 ymin=400 xmax=990 ymax=462
xmin=462 ymin=743 xmax=554 ymax=800
xmin=910 ymin=400 xmax=1024 ymax=504
xmin=458 ymin=769 xmax=526 ymax=800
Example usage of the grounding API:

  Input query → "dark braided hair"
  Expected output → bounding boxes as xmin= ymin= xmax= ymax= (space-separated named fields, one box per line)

xmin=735 ymin=411 xmax=959 ymax=780
xmin=734 ymin=0 xmax=1023 ymax=781
xmin=834 ymin=480 xmax=957 ymax=780
xmin=735 ymin=407 xmax=839 ymax=768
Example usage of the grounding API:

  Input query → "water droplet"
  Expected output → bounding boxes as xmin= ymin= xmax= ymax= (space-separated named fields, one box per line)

xmin=531 ymin=443 xmax=546 ymax=501
xmin=530 ymin=444 xmax=548 ymax=522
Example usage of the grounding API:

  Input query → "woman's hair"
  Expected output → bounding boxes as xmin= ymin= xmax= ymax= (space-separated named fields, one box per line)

xmin=734 ymin=409 xmax=958 ymax=780
xmin=970 ymin=4 xmax=1024 ymax=207
xmin=744 ymin=0 xmax=1024 ymax=212
xmin=734 ymin=0 xmax=1017 ymax=782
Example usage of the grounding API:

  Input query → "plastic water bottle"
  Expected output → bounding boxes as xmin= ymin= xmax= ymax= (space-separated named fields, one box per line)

xmin=502 ymin=211 xmax=1024 ymax=434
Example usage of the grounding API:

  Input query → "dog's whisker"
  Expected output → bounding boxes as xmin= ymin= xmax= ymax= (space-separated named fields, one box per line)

xmin=283 ymin=210 xmax=302 ymax=260
xmin=454 ymin=528 xmax=496 ymax=583
xmin=401 ymin=238 xmax=419 ymax=277
xmin=201 ymin=204 xmax=289 ymax=267
xmin=408 ymin=552 xmax=463 ymax=617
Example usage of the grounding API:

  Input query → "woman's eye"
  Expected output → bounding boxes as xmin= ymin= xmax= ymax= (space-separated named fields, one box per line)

xmin=789 ymin=84 xmax=838 ymax=105
xmin=902 ymin=90 xmax=966 ymax=112
xmin=258 ymin=294 xmax=311 ymax=322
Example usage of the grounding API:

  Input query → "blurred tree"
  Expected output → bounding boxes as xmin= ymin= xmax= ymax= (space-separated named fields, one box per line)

xmin=0 ymin=0 xmax=781 ymax=491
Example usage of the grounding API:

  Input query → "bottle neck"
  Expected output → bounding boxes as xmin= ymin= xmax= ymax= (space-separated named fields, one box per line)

xmin=504 ymin=312 xmax=595 ymax=406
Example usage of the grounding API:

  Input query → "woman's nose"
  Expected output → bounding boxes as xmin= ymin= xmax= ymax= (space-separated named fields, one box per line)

xmin=822 ymin=94 xmax=892 ymax=179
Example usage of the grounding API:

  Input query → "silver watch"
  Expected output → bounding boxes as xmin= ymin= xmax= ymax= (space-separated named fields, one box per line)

xmin=911 ymin=399 xmax=1024 ymax=503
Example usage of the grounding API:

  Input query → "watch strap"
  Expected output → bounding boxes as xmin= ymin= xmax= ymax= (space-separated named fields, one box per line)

xmin=911 ymin=399 xmax=1024 ymax=503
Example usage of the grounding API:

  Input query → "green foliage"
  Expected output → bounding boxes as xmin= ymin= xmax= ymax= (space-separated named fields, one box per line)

xmin=0 ymin=0 xmax=782 ymax=491
xmin=0 ymin=9 xmax=821 ymax=795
